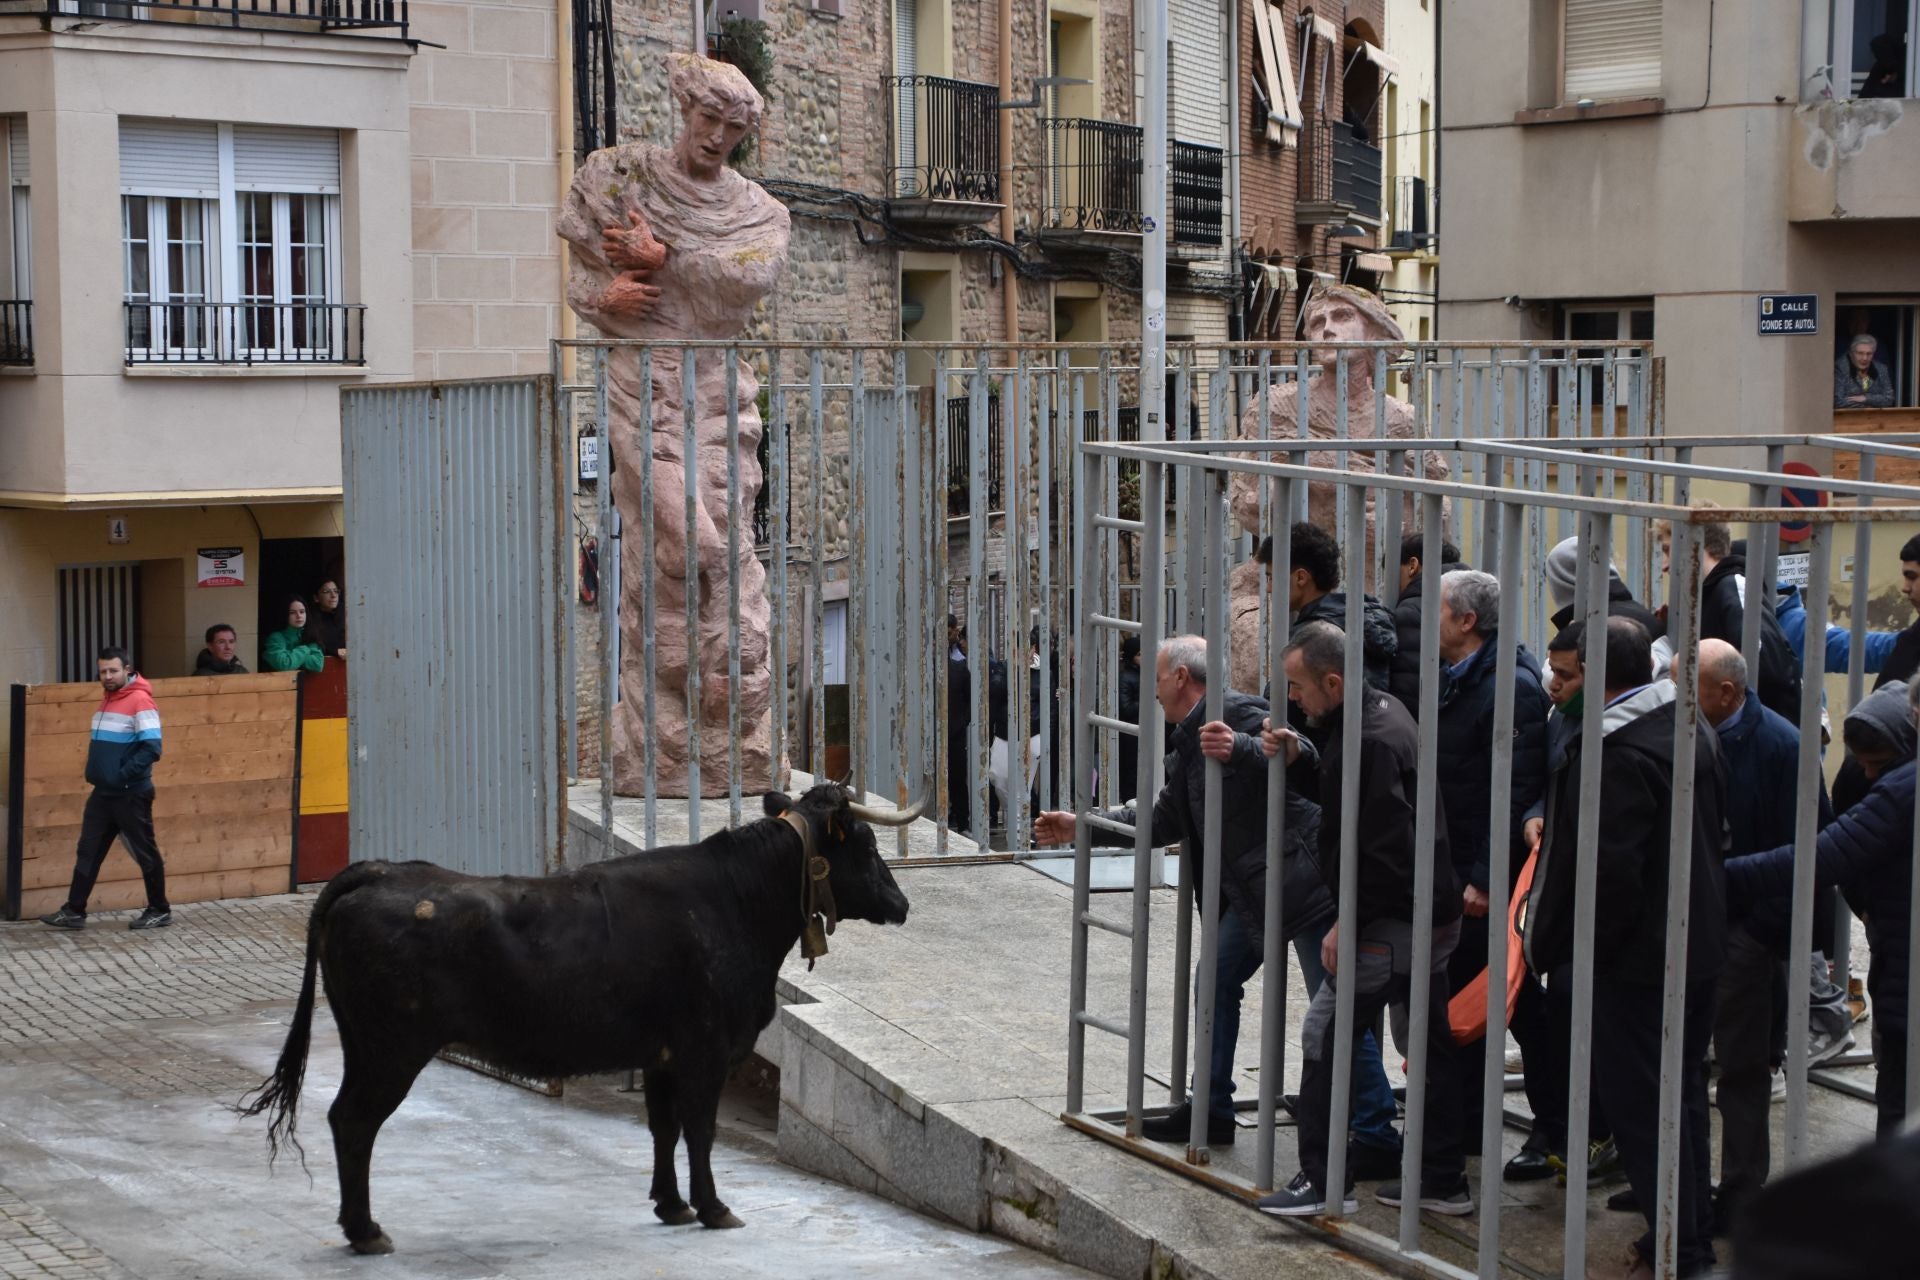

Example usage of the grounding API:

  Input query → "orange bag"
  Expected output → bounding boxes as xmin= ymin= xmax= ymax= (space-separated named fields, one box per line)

xmin=1446 ymin=848 xmax=1538 ymax=1046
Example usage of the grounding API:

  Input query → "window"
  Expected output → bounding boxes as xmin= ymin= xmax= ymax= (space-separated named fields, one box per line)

xmin=1834 ymin=1 xmax=1914 ymax=98
xmin=5 ymin=116 xmax=26 ymax=300
xmin=1562 ymin=0 xmax=1663 ymax=102
xmin=1835 ymin=301 xmax=1918 ymax=407
xmin=119 ymin=118 xmax=344 ymax=362
xmin=1560 ymin=302 xmax=1654 ymax=407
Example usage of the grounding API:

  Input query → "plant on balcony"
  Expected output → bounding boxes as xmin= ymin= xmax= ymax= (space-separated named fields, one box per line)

xmin=709 ymin=17 xmax=775 ymax=166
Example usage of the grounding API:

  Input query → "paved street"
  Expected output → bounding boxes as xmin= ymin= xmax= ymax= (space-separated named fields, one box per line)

xmin=0 ymin=894 xmax=1092 ymax=1280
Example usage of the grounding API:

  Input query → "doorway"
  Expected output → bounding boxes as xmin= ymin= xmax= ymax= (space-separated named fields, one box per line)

xmin=256 ymin=536 xmax=343 ymax=668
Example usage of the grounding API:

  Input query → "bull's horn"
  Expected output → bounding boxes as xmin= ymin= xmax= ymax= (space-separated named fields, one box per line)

xmin=847 ymin=792 xmax=928 ymax=827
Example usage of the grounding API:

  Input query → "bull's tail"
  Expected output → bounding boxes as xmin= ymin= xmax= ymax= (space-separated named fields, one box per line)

xmin=237 ymin=862 xmax=385 ymax=1166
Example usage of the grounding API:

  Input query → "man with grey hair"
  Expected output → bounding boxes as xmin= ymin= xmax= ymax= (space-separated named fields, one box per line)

xmin=1036 ymin=636 xmax=1330 ymax=1146
xmin=1430 ymin=570 xmax=1553 ymax=1175
xmin=1836 ymin=333 xmax=1894 ymax=408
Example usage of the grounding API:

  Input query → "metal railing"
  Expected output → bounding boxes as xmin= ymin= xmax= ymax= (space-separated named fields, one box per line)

xmin=12 ymin=0 xmax=408 ymax=34
xmin=1039 ymin=117 xmax=1144 ymax=235
xmin=124 ymin=302 xmax=366 ymax=365
xmin=887 ymin=75 xmax=1001 ymax=204
xmin=1170 ymin=140 xmax=1224 ymax=248
xmin=0 ymin=300 xmax=29 ymax=365
xmin=1390 ymin=174 xmax=1432 ymax=251
xmin=1299 ymin=119 xmax=1383 ymax=222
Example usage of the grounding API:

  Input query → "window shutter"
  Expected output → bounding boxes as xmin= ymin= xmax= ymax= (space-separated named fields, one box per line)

xmin=233 ymin=125 xmax=342 ymax=194
xmin=119 ymin=119 xmax=220 ymax=197
xmin=6 ymin=118 xmax=25 ymax=186
xmin=1563 ymin=0 xmax=1662 ymax=101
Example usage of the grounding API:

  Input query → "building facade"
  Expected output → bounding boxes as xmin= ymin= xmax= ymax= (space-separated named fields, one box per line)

xmin=1437 ymin=0 xmax=1920 ymax=444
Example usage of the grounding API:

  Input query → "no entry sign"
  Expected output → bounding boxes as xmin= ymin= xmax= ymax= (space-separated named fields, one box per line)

xmin=1778 ymin=461 xmax=1827 ymax=545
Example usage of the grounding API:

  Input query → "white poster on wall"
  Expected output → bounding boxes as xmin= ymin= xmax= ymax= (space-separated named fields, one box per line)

xmin=196 ymin=547 xmax=245 ymax=588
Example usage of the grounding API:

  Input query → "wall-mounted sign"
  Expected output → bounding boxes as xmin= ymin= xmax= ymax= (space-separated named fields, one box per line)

xmin=1778 ymin=461 xmax=1827 ymax=545
xmin=579 ymin=428 xmax=600 ymax=484
xmin=1758 ymin=294 xmax=1819 ymax=335
xmin=106 ymin=516 xmax=130 ymax=544
xmin=196 ymin=547 xmax=245 ymax=587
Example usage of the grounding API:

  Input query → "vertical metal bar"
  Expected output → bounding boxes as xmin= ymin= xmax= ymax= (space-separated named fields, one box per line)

xmin=1066 ymin=440 xmax=1101 ymax=1115
xmin=933 ymin=351 xmax=951 ymax=852
xmin=810 ymin=350 xmax=827 ymax=787
xmin=1189 ymin=465 xmax=1228 ymax=1166
xmin=1335 ymin=351 xmax=1350 ymax=559
xmin=683 ymin=349 xmax=703 ymax=833
xmin=1373 ymin=348 xmax=1391 ymax=599
xmin=726 ymin=348 xmax=743 ymax=826
xmin=1652 ymin=519 xmax=1705 ymax=1280
xmin=1009 ymin=353 xmax=1031 ymax=854
xmin=898 ymin=349 xmax=919 ymax=856
xmin=969 ymin=350 xmax=990 ymax=847
xmin=1786 ymin=522 xmax=1833 ymax=1166
xmin=1757 ymin=445 xmax=1785 ymax=635
xmin=849 ymin=352 xmax=867 ymax=805
xmin=1323 ymin=484 xmax=1367 ymax=1216
xmin=593 ymin=347 xmax=614 ymax=843
xmin=1256 ymin=473 xmax=1294 ymax=1188
xmin=1104 ymin=361 xmax=1122 ymax=809
xmin=640 ymin=349 xmax=658 ymax=843
xmin=1294 ymin=345 xmax=1311 ymax=523
xmin=1848 ymin=453 xmax=1876 ymax=707
xmin=769 ymin=350 xmax=789 ymax=793
xmin=1038 ymin=363 xmax=1056 ymax=817
xmin=1563 ymin=510 xmax=1614 ymax=1279
xmin=1129 ymin=458 xmax=1168 ymax=1136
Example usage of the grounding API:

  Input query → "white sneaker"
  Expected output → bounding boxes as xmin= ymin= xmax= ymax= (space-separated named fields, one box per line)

xmin=1771 ymin=1069 xmax=1787 ymax=1103
xmin=1808 ymin=1028 xmax=1856 ymax=1068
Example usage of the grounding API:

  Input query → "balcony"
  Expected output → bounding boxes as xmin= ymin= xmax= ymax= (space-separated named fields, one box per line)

xmin=1170 ymin=139 xmax=1224 ymax=254
xmin=1389 ymin=174 xmax=1434 ymax=253
xmin=1296 ymin=120 xmax=1382 ymax=226
xmin=1037 ymin=117 xmax=1143 ymax=248
xmin=1 ymin=300 xmax=29 ymax=366
xmin=886 ymin=75 xmax=1002 ymax=229
xmin=3 ymin=0 xmax=409 ymax=36
xmin=124 ymin=302 xmax=366 ymax=367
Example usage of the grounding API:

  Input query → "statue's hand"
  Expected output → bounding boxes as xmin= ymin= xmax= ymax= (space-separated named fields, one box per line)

xmin=602 ymin=210 xmax=669 ymax=272
xmin=600 ymin=272 xmax=663 ymax=320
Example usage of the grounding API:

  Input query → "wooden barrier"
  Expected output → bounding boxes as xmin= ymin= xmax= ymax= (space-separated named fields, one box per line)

xmin=1831 ymin=408 xmax=1920 ymax=485
xmin=4 ymin=673 xmax=298 ymax=920
xmin=296 ymin=657 xmax=350 ymax=883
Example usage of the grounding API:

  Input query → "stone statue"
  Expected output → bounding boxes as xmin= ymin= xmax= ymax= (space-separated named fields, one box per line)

xmin=559 ymin=53 xmax=791 ymax=797
xmin=1226 ymin=285 xmax=1449 ymax=693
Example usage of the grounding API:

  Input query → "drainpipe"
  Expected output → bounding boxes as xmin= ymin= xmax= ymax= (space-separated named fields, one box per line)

xmin=1224 ymin=0 xmax=1243 ymax=353
xmin=557 ymin=0 xmax=578 ymax=349
xmin=999 ymin=0 xmax=1018 ymax=342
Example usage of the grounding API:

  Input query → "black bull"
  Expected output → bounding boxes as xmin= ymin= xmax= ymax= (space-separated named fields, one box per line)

xmin=241 ymin=784 xmax=914 ymax=1254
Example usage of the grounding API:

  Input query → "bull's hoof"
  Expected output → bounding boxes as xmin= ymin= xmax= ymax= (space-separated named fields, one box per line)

xmin=348 ymin=1232 xmax=394 ymax=1256
xmin=653 ymin=1202 xmax=698 ymax=1226
xmin=698 ymin=1209 xmax=745 ymax=1230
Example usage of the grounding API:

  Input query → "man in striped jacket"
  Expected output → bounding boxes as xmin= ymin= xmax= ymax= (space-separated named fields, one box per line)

xmin=39 ymin=647 xmax=172 ymax=931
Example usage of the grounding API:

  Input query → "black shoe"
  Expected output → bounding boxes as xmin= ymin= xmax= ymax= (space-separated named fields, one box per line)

xmin=129 ymin=908 xmax=172 ymax=931
xmin=1347 ymin=1140 xmax=1403 ymax=1181
xmin=1607 ymin=1186 xmax=1639 ymax=1213
xmin=1140 ymin=1104 xmax=1236 ymax=1145
xmin=1257 ymin=1170 xmax=1357 ymax=1217
xmin=39 ymin=907 xmax=85 ymax=930
xmin=1505 ymin=1134 xmax=1559 ymax=1183
xmin=1376 ymin=1178 xmax=1476 ymax=1216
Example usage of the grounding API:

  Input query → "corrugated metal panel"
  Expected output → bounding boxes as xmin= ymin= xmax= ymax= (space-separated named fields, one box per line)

xmin=1169 ymin=0 xmax=1222 ymax=146
xmin=119 ymin=119 xmax=220 ymax=197
xmin=340 ymin=377 xmax=566 ymax=877
xmin=233 ymin=125 xmax=341 ymax=194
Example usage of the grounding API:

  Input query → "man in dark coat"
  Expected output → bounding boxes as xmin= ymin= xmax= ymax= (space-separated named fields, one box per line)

xmin=192 ymin=623 xmax=249 ymax=676
xmin=1727 ymin=678 xmax=1916 ymax=1139
xmin=1257 ymin=523 xmax=1397 ymax=696
xmin=1037 ymin=635 xmax=1332 ymax=1145
xmin=1257 ymin=622 xmax=1470 ymax=1219
xmin=946 ymin=617 xmax=972 ymax=834
xmin=1658 ymin=518 xmax=1801 ymax=722
xmin=1526 ymin=617 xmax=1728 ymax=1280
xmin=1388 ymin=533 xmax=1464 ymax=714
xmin=1431 ymin=570 xmax=1552 ymax=1159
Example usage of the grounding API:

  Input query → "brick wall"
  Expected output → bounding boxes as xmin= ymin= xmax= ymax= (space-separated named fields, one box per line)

xmin=407 ymin=0 xmax=564 ymax=381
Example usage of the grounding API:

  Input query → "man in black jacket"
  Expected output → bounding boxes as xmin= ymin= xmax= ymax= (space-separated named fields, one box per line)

xmin=1388 ymin=533 xmax=1463 ymax=714
xmin=1257 ymin=523 xmax=1397 ymax=695
xmin=192 ymin=624 xmax=249 ymax=676
xmin=1526 ymin=617 xmax=1727 ymax=1280
xmin=1431 ymin=571 xmax=1553 ymax=1163
xmin=1871 ymin=533 xmax=1920 ymax=691
xmin=1657 ymin=517 xmax=1801 ymax=722
xmin=1036 ymin=636 xmax=1332 ymax=1145
xmin=1257 ymin=622 xmax=1470 ymax=1218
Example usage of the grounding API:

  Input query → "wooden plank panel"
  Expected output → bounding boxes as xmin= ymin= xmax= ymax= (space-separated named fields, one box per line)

xmin=1831 ymin=409 xmax=1920 ymax=484
xmin=18 ymin=865 xmax=293 ymax=919
xmin=21 ymin=745 xmax=296 ymax=794
xmin=25 ymin=691 xmax=297 ymax=735
xmin=20 ymin=835 xmax=293 ymax=891
xmin=26 ymin=673 xmax=296 ymax=706
xmin=23 ymin=806 xmax=293 ymax=862
xmin=24 ymin=778 xmax=295 ymax=827
xmin=26 ymin=720 xmax=295 ymax=773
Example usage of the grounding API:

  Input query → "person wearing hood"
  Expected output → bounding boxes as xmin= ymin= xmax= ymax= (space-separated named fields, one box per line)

xmin=1259 ymin=522 xmax=1398 ymax=695
xmin=1542 ymin=535 xmax=1672 ymax=676
xmin=1657 ymin=516 xmax=1803 ymax=722
xmin=1431 ymin=571 xmax=1554 ymax=1162
xmin=1526 ymin=617 xmax=1728 ymax=1280
xmin=1387 ymin=533 xmax=1465 ymax=714
xmin=1726 ymin=679 xmax=1918 ymax=1138
xmin=38 ymin=648 xmax=172 ymax=931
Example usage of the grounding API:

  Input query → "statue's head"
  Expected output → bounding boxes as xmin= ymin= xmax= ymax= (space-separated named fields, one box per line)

xmin=1301 ymin=284 xmax=1403 ymax=372
xmin=669 ymin=52 xmax=764 ymax=178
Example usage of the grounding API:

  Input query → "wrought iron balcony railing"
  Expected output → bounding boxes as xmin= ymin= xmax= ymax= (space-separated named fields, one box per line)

xmin=1039 ymin=117 xmax=1144 ymax=235
xmin=887 ymin=75 xmax=1001 ymax=204
xmin=11 ymin=0 xmax=406 ymax=34
xmin=1298 ymin=119 xmax=1383 ymax=222
xmin=124 ymin=302 xmax=367 ymax=365
xmin=1391 ymin=174 xmax=1433 ymax=250
xmin=1170 ymin=139 xmax=1224 ymax=248
xmin=0 ymin=300 xmax=30 ymax=366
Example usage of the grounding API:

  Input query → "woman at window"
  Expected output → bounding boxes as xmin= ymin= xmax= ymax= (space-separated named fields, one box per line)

xmin=1836 ymin=334 xmax=1896 ymax=409
xmin=263 ymin=597 xmax=327 ymax=674
xmin=309 ymin=579 xmax=347 ymax=658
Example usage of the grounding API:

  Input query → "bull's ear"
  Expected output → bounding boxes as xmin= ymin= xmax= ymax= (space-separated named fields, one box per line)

xmin=762 ymin=792 xmax=793 ymax=817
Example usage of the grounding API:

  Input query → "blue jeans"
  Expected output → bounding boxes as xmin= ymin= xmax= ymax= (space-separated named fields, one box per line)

xmin=1294 ymin=923 xmax=1402 ymax=1152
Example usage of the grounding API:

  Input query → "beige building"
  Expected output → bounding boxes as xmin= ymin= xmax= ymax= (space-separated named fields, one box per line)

xmin=1380 ymin=0 xmax=1435 ymax=341
xmin=0 ymin=0 xmax=564 ymax=702
xmin=1438 ymin=0 xmax=1920 ymax=448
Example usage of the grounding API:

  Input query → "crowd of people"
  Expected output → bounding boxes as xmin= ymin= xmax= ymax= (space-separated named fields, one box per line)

xmin=1035 ymin=518 xmax=1920 ymax=1280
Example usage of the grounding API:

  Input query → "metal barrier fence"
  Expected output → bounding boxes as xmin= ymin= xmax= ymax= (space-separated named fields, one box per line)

xmin=1063 ymin=392 xmax=1920 ymax=1280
